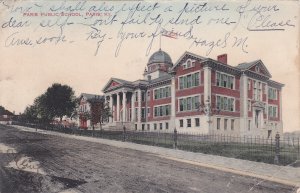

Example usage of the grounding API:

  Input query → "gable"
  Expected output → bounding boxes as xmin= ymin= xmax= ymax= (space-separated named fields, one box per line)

xmin=108 ymin=81 xmax=120 ymax=89
xmin=171 ymin=51 xmax=206 ymax=71
xmin=102 ymin=78 xmax=123 ymax=92
xmin=249 ymin=61 xmax=271 ymax=78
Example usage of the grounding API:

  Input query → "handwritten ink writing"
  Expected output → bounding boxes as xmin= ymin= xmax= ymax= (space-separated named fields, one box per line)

xmin=5 ymin=32 xmax=33 ymax=47
xmin=2 ymin=17 xmax=31 ymax=28
xmin=86 ymin=27 xmax=107 ymax=56
xmin=247 ymin=14 xmax=295 ymax=31
xmin=0 ymin=1 xmax=297 ymax=56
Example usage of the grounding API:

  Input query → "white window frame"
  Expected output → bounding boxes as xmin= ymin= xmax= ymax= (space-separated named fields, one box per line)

xmin=153 ymin=104 xmax=171 ymax=117
xmin=215 ymin=71 xmax=235 ymax=90
xmin=153 ymin=86 xmax=171 ymax=100
xmin=178 ymin=94 xmax=201 ymax=112
xmin=216 ymin=94 xmax=236 ymax=112
xmin=178 ymin=70 xmax=201 ymax=90
xmin=182 ymin=59 xmax=196 ymax=70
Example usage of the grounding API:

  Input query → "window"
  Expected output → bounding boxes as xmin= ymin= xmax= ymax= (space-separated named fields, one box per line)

xmin=154 ymin=86 xmax=171 ymax=99
xmin=179 ymin=96 xmax=200 ymax=112
xmin=255 ymin=65 xmax=260 ymax=72
xmin=195 ymin=118 xmax=200 ymax=127
xmin=183 ymin=59 xmax=195 ymax=69
xmin=135 ymin=91 xmax=138 ymax=102
xmin=135 ymin=124 xmax=137 ymax=130
xmin=141 ymin=108 xmax=146 ymax=119
xmin=216 ymin=72 xmax=235 ymax=89
xmin=248 ymin=100 xmax=251 ymax=111
xmin=216 ymin=95 xmax=235 ymax=112
xmin=187 ymin=119 xmax=191 ymax=127
xmin=253 ymin=80 xmax=263 ymax=101
xmin=142 ymin=124 xmax=145 ymax=131
xmin=147 ymin=91 xmax=150 ymax=101
xmin=180 ymin=119 xmax=183 ymax=127
xmin=141 ymin=91 xmax=145 ymax=102
xmin=231 ymin=119 xmax=234 ymax=130
xmin=154 ymin=123 xmax=157 ymax=130
xmin=248 ymin=120 xmax=251 ymax=131
xmin=179 ymin=72 xmax=200 ymax=89
xmin=224 ymin=119 xmax=228 ymax=130
xmin=154 ymin=105 xmax=171 ymax=117
xmin=268 ymin=105 xmax=278 ymax=118
xmin=165 ymin=122 xmax=169 ymax=129
xmin=147 ymin=124 xmax=150 ymax=130
xmin=217 ymin=118 xmax=221 ymax=130
xmin=268 ymin=87 xmax=277 ymax=100
xmin=135 ymin=108 xmax=138 ymax=120
xmin=160 ymin=123 xmax=163 ymax=130
xmin=147 ymin=107 xmax=150 ymax=117
xmin=248 ymin=79 xmax=251 ymax=90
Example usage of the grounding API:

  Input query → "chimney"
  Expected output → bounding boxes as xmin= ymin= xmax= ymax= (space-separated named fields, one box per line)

xmin=217 ymin=54 xmax=227 ymax=64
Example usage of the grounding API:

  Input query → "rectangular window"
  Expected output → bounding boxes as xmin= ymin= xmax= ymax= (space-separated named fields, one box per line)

xmin=178 ymin=72 xmax=200 ymax=90
xmin=147 ymin=124 xmax=150 ymax=130
xmin=217 ymin=73 xmax=221 ymax=86
xmin=141 ymin=108 xmax=146 ymax=119
xmin=195 ymin=118 xmax=200 ymax=127
xmin=248 ymin=120 xmax=251 ymax=130
xmin=154 ymin=86 xmax=171 ymax=100
xmin=147 ymin=107 xmax=150 ymax=117
xmin=165 ymin=122 xmax=169 ymax=129
xmin=248 ymin=100 xmax=251 ymax=111
xmin=160 ymin=123 xmax=163 ymax=130
xmin=142 ymin=124 xmax=145 ymax=131
xmin=187 ymin=119 xmax=191 ymax=127
xmin=248 ymin=79 xmax=251 ymax=90
xmin=141 ymin=91 xmax=145 ymax=102
xmin=268 ymin=87 xmax=277 ymax=100
xmin=216 ymin=95 xmax=235 ymax=112
xmin=217 ymin=118 xmax=221 ymax=130
xmin=231 ymin=119 xmax=234 ymax=130
xmin=154 ymin=123 xmax=157 ymax=130
xmin=268 ymin=105 xmax=278 ymax=118
xmin=154 ymin=105 xmax=171 ymax=117
xmin=180 ymin=119 xmax=183 ymax=127
xmin=216 ymin=72 xmax=235 ymax=89
xmin=179 ymin=77 xmax=184 ymax=89
xmin=224 ymin=119 xmax=228 ymax=130
xmin=135 ymin=108 xmax=138 ymax=120
xmin=179 ymin=96 xmax=200 ymax=112
xmin=135 ymin=91 xmax=138 ymax=102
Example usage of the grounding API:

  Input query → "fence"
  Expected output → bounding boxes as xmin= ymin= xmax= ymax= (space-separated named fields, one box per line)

xmin=9 ymin=122 xmax=300 ymax=166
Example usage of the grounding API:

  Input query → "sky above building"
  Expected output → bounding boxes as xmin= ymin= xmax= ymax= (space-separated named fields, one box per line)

xmin=0 ymin=0 xmax=299 ymax=132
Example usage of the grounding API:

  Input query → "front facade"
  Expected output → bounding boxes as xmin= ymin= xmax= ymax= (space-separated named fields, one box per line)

xmin=102 ymin=50 xmax=284 ymax=138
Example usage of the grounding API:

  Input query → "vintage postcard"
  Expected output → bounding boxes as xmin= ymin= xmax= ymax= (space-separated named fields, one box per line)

xmin=0 ymin=0 xmax=299 ymax=192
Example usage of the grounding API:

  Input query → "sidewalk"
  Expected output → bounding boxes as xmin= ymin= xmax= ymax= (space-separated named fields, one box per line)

xmin=13 ymin=125 xmax=300 ymax=188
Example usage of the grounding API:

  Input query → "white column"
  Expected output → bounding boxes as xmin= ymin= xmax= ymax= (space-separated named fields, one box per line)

xmin=138 ymin=89 xmax=141 ymax=123
xmin=109 ymin=94 xmax=113 ymax=123
xmin=170 ymin=75 xmax=176 ymax=129
xmin=239 ymin=74 xmax=248 ymax=136
xmin=122 ymin=91 xmax=126 ymax=122
xmin=203 ymin=66 xmax=212 ymax=103
xmin=116 ymin=93 xmax=120 ymax=122
xmin=131 ymin=92 xmax=135 ymax=122
xmin=203 ymin=66 xmax=212 ymax=133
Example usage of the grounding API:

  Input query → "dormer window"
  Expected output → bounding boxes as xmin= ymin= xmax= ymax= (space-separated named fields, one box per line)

xmin=255 ymin=66 xmax=260 ymax=72
xmin=183 ymin=59 xmax=195 ymax=69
